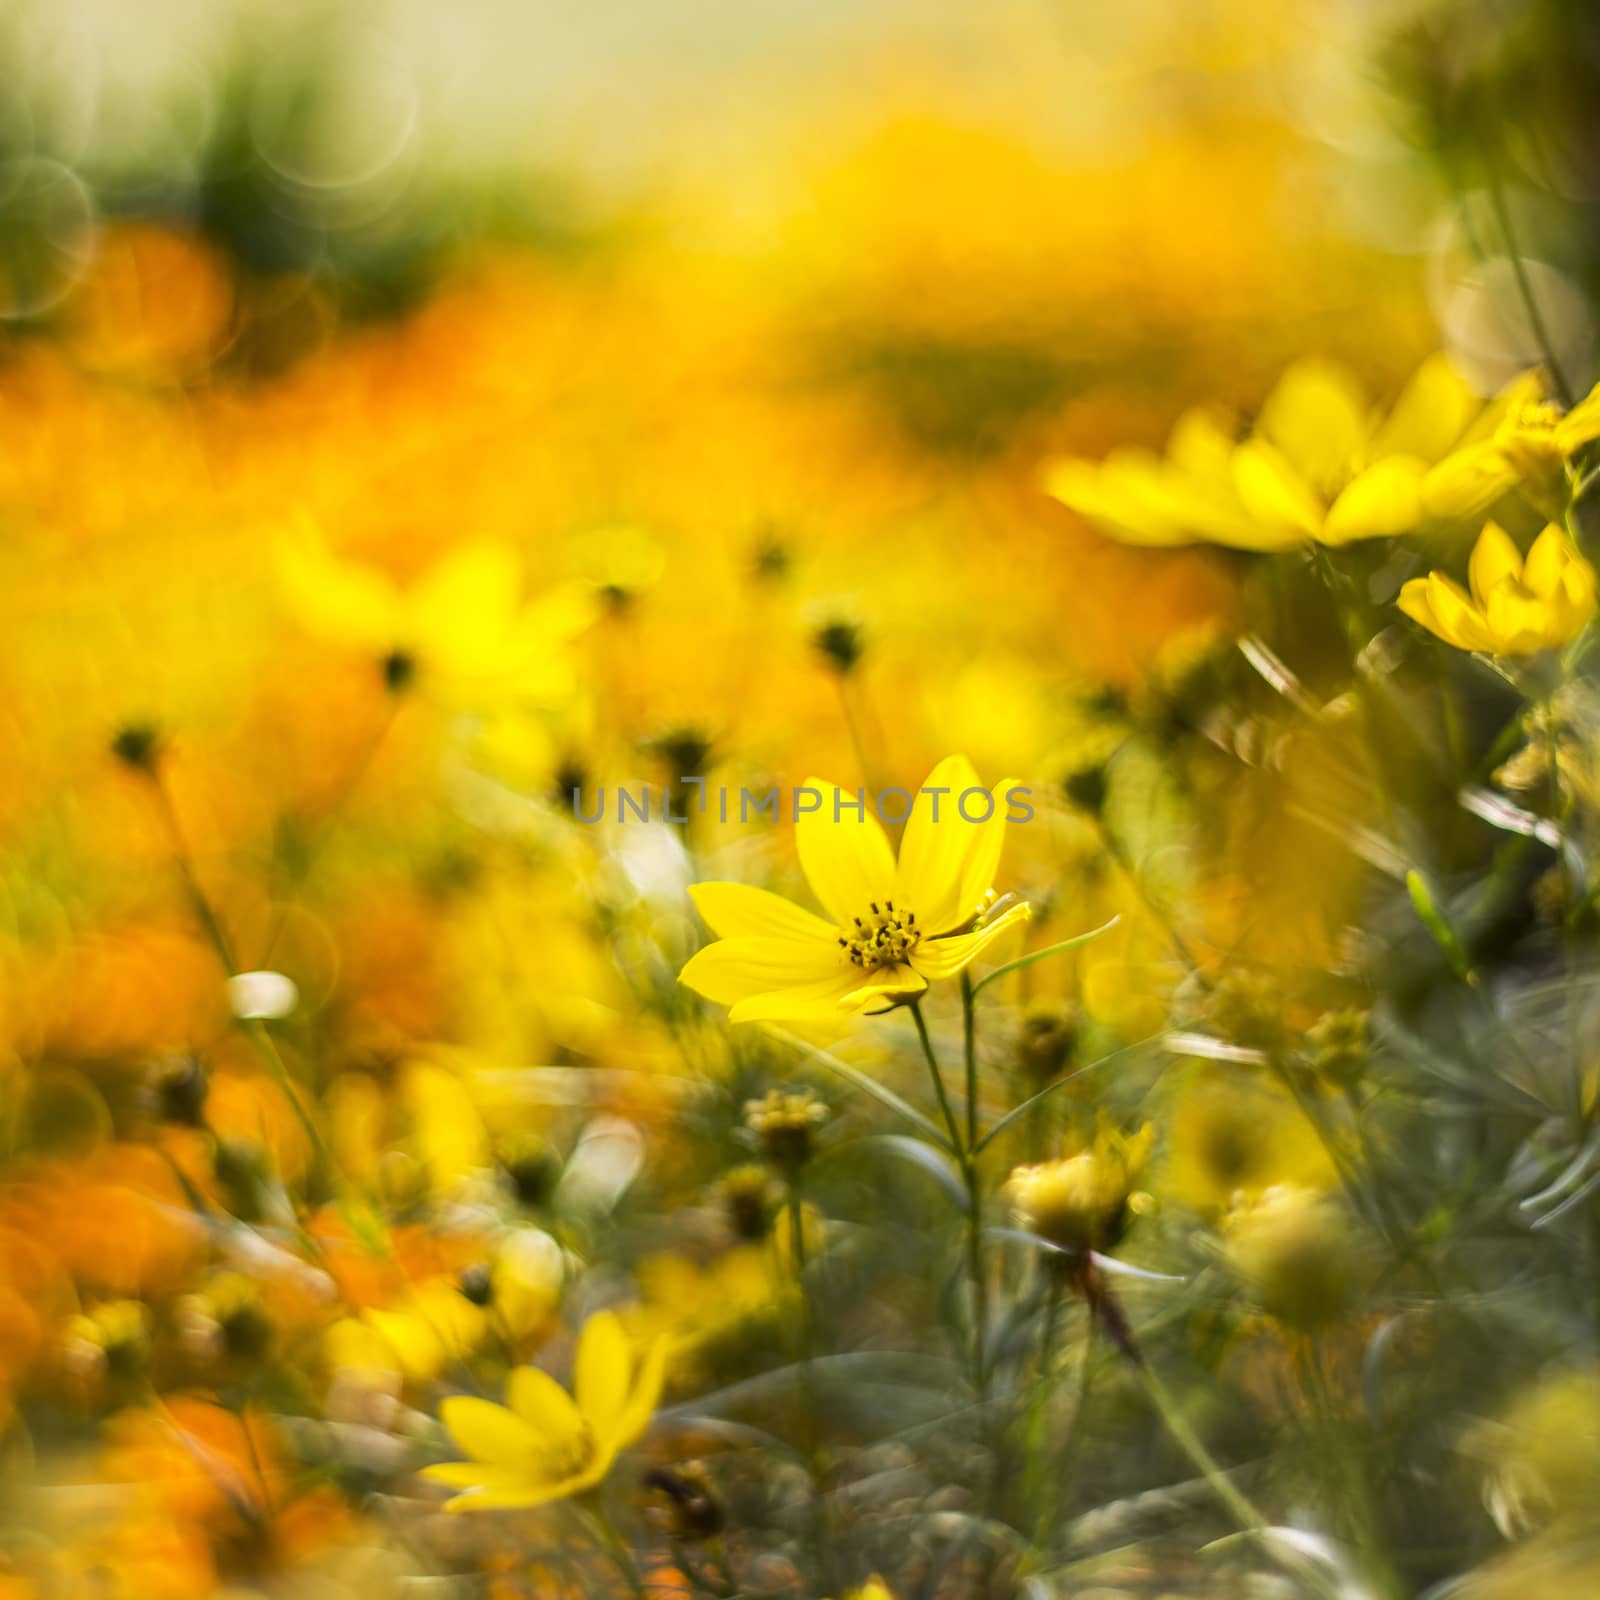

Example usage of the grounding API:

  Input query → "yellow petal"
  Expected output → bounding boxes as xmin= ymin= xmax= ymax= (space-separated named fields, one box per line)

xmin=606 ymin=1334 xmax=672 ymax=1456
xmin=1468 ymin=522 xmax=1525 ymax=608
xmin=1521 ymin=525 xmax=1571 ymax=599
xmin=1421 ymin=443 xmax=1517 ymax=521
xmin=1166 ymin=407 xmax=1239 ymax=487
xmin=432 ymin=1464 xmax=594 ymax=1513
xmin=1423 ymin=572 xmax=1496 ymax=652
xmin=1136 ymin=459 xmax=1295 ymax=550
xmin=689 ymin=883 xmax=836 ymax=943
xmin=276 ymin=528 xmax=402 ymax=652
xmin=402 ymin=1063 xmax=488 ymax=1194
xmin=1555 ymin=381 xmax=1600 ymax=452
xmin=574 ymin=1311 xmax=631 ymax=1443
xmin=911 ymin=901 xmax=1032 ymax=980
xmin=894 ymin=755 xmax=984 ymax=933
xmin=794 ymin=780 xmax=897 ymax=926
xmin=839 ymin=964 xmax=928 ymax=1013
xmin=1042 ymin=454 xmax=1190 ymax=546
xmin=1370 ymin=353 xmax=1481 ymax=463
xmin=1230 ymin=439 xmax=1323 ymax=539
xmin=439 ymin=1397 xmax=542 ymax=1467
xmin=1396 ymin=576 xmax=1440 ymax=636
xmin=952 ymin=782 xmax=1020 ymax=936
xmin=726 ymin=970 xmax=866 ymax=1024
xmin=412 ymin=544 xmax=524 ymax=679
xmin=1556 ymin=560 xmax=1597 ymax=640
xmin=1322 ymin=457 xmax=1425 ymax=544
xmin=505 ymin=1365 xmax=586 ymax=1451
xmin=1257 ymin=357 xmax=1369 ymax=493
xmin=1484 ymin=581 xmax=1556 ymax=655
xmin=679 ymin=937 xmax=843 ymax=1007
xmin=363 ymin=1307 xmax=444 ymax=1382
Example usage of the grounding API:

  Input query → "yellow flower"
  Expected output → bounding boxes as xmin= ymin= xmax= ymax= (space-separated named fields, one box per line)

xmin=277 ymin=525 xmax=593 ymax=702
xmin=1044 ymin=354 xmax=1483 ymax=551
xmin=1398 ymin=522 xmax=1595 ymax=657
xmin=1422 ymin=373 xmax=1600 ymax=523
xmin=1161 ymin=1069 xmax=1334 ymax=1218
xmin=678 ymin=755 xmax=1032 ymax=1022
xmin=422 ymin=1310 xmax=670 ymax=1512
xmin=1006 ymin=1117 xmax=1154 ymax=1254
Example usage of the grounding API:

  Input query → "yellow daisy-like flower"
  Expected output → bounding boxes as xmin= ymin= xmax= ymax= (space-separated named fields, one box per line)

xmin=421 ymin=1311 xmax=670 ymax=1512
xmin=277 ymin=525 xmax=593 ymax=702
xmin=678 ymin=756 xmax=1032 ymax=1023
xmin=1044 ymin=353 xmax=1484 ymax=551
xmin=1398 ymin=522 xmax=1596 ymax=658
xmin=1422 ymin=373 xmax=1600 ymax=524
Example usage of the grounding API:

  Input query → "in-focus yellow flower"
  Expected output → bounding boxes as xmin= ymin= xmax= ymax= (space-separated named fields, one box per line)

xmin=679 ymin=756 xmax=1032 ymax=1022
xmin=277 ymin=526 xmax=593 ymax=702
xmin=1422 ymin=374 xmax=1600 ymax=523
xmin=423 ymin=1310 xmax=670 ymax=1511
xmin=1398 ymin=522 xmax=1595 ymax=657
xmin=1006 ymin=1116 xmax=1154 ymax=1254
xmin=1044 ymin=354 xmax=1483 ymax=551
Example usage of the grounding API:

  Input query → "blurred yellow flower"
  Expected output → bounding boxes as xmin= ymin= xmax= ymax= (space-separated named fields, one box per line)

xmin=1398 ymin=522 xmax=1595 ymax=657
xmin=423 ymin=1310 xmax=670 ymax=1511
xmin=679 ymin=755 xmax=1031 ymax=1022
xmin=1465 ymin=1366 xmax=1600 ymax=1536
xmin=277 ymin=529 xmax=593 ymax=702
xmin=1044 ymin=354 xmax=1483 ymax=551
xmin=1006 ymin=1117 xmax=1154 ymax=1254
xmin=1423 ymin=375 xmax=1600 ymax=523
xmin=1160 ymin=1069 xmax=1334 ymax=1217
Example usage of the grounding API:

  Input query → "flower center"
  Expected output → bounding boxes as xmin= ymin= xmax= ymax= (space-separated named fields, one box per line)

xmin=838 ymin=900 xmax=920 ymax=969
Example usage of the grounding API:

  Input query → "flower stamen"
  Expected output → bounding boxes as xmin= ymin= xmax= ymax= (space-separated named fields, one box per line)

xmin=841 ymin=904 xmax=921 ymax=968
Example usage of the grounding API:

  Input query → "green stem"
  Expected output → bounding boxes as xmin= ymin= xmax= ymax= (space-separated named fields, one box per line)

xmin=1303 ymin=1337 xmax=1404 ymax=1600
xmin=584 ymin=1497 xmax=647 ymax=1600
xmin=910 ymin=1002 xmax=988 ymax=1408
xmin=1087 ymin=1273 xmax=1341 ymax=1599
xmin=785 ymin=1179 xmax=831 ymax=1594
xmin=1483 ymin=164 xmax=1574 ymax=406
xmin=143 ymin=764 xmax=327 ymax=1170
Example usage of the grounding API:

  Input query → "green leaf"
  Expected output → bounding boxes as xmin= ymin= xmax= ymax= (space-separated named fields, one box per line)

xmin=1404 ymin=869 xmax=1476 ymax=985
xmin=969 ymin=913 xmax=1121 ymax=1000
xmin=973 ymin=1035 xmax=1158 ymax=1155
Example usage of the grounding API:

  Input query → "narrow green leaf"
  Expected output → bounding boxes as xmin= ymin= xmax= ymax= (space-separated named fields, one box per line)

xmin=1404 ymin=870 xmax=1476 ymax=985
xmin=969 ymin=914 xmax=1121 ymax=1001
xmin=973 ymin=1035 xmax=1156 ymax=1155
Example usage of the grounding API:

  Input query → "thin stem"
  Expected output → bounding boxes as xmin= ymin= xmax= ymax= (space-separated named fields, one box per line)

xmin=1302 ymin=1335 xmax=1404 ymax=1600
xmin=1483 ymin=164 xmax=1574 ymax=406
xmin=910 ymin=1002 xmax=989 ymax=1409
xmin=142 ymin=763 xmax=327 ymax=1168
xmin=1137 ymin=1358 xmax=1270 ymax=1540
xmin=909 ymin=1003 xmax=966 ymax=1156
xmin=785 ymin=1179 xmax=832 ymax=1595
xmin=1088 ymin=1273 xmax=1341 ymax=1600
xmin=584 ymin=1498 xmax=647 ymax=1600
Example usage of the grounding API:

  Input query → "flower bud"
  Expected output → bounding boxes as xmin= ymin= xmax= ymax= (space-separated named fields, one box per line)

xmin=1016 ymin=1001 xmax=1079 ymax=1084
xmin=1006 ymin=1119 xmax=1153 ymax=1256
xmin=745 ymin=1088 xmax=829 ymax=1174
xmin=1224 ymin=1184 xmax=1352 ymax=1329
xmin=1307 ymin=1008 xmax=1370 ymax=1088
